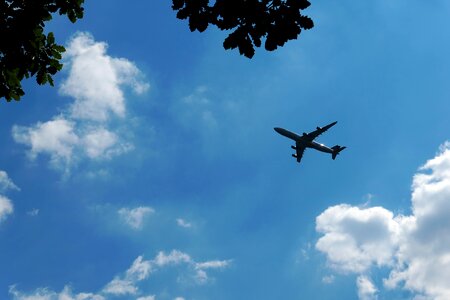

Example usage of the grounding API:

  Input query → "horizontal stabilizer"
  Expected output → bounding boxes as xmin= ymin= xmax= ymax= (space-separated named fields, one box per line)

xmin=331 ymin=145 xmax=346 ymax=160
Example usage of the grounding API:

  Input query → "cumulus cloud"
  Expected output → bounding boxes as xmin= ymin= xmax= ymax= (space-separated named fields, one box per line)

xmin=82 ymin=127 xmax=124 ymax=159
xmin=0 ymin=170 xmax=17 ymax=224
xmin=0 ymin=196 xmax=14 ymax=222
xmin=118 ymin=206 xmax=154 ymax=230
xmin=315 ymin=142 xmax=450 ymax=299
xmin=356 ymin=275 xmax=378 ymax=300
xmin=60 ymin=32 xmax=148 ymax=121
xmin=12 ymin=118 xmax=79 ymax=167
xmin=316 ymin=204 xmax=400 ymax=273
xmin=12 ymin=32 xmax=148 ymax=172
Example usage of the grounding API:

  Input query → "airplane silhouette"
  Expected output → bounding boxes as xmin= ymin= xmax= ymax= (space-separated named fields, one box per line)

xmin=274 ymin=121 xmax=346 ymax=164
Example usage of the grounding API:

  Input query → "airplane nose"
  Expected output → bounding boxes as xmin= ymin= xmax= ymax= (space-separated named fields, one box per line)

xmin=274 ymin=127 xmax=281 ymax=133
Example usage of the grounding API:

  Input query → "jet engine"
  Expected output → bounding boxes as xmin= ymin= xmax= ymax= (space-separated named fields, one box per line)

xmin=292 ymin=154 xmax=297 ymax=158
xmin=291 ymin=145 xmax=296 ymax=150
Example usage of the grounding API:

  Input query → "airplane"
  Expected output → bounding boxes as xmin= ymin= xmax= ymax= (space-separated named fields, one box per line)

xmin=274 ymin=121 xmax=346 ymax=164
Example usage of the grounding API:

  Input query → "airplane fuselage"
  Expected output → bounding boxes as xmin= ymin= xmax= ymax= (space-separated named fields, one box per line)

xmin=274 ymin=121 xmax=345 ymax=163
xmin=274 ymin=127 xmax=333 ymax=153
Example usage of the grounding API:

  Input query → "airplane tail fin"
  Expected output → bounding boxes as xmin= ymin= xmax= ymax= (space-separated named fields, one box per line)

xmin=331 ymin=145 xmax=346 ymax=160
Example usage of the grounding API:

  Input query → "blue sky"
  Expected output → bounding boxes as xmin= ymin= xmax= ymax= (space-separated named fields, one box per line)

xmin=1 ymin=1 xmax=450 ymax=299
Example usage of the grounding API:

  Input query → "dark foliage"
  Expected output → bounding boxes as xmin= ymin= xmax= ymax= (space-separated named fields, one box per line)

xmin=172 ymin=0 xmax=314 ymax=58
xmin=0 ymin=0 xmax=84 ymax=101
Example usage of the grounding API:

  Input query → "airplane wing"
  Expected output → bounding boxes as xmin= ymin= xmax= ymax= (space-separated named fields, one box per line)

xmin=294 ymin=142 xmax=306 ymax=163
xmin=304 ymin=121 xmax=337 ymax=141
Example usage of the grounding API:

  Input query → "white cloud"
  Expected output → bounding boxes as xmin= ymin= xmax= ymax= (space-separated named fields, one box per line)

xmin=0 ymin=195 xmax=14 ymax=222
xmin=192 ymin=259 xmax=231 ymax=285
xmin=0 ymin=170 xmax=20 ymax=192
xmin=118 ymin=206 xmax=154 ymax=230
xmin=151 ymin=250 xmax=230 ymax=285
xmin=175 ymin=86 xmax=218 ymax=131
xmin=9 ymin=285 xmax=56 ymax=300
xmin=12 ymin=32 xmax=148 ymax=173
xmin=356 ymin=275 xmax=378 ymax=300
xmin=82 ymin=127 xmax=132 ymax=159
xmin=102 ymin=278 xmax=137 ymax=296
xmin=103 ymin=256 xmax=151 ymax=296
xmin=11 ymin=250 xmax=230 ymax=299
xmin=102 ymin=250 xmax=230 ymax=295
xmin=322 ymin=275 xmax=335 ymax=284
xmin=0 ymin=171 xmax=17 ymax=224
xmin=383 ymin=143 xmax=450 ymax=300
xmin=195 ymin=260 xmax=231 ymax=270
xmin=316 ymin=204 xmax=400 ymax=273
xmin=12 ymin=118 xmax=79 ymax=167
xmin=176 ymin=218 xmax=192 ymax=228
xmin=194 ymin=269 xmax=208 ymax=285
xmin=315 ymin=142 xmax=450 ymax=299
xmin=27 ymin=208 xmax=40 ymax=216
xmin=9 ymin=285 xmax=104 ymax=300
xmin=60 ymin=32 xmax=149 ymax=122
xmin=136 ymin=296 xmax=156 ymax=300
xmin=153 ymin=250 xmax=192 ymax=267
xmin=126 ymin=256 xmax=152 ymax=281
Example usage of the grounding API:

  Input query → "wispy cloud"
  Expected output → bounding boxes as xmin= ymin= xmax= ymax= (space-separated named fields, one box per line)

xmin=176 ymin=218 xmax=192 ymax=228
xmin=103 ymin=250 xmax=231 ymax=294
xmin=322 ymin=275 xmax=335 ymax=284
xmin=12 ymin=32 xmax=147 ymax=174
xmin=153 ymin=249 xmax=191 ymax=267
xmin=195 ymin=260 xmax=231 ymax=270
xmin=27 ymin=208 xmax=39 ymax=217
xmin=137 ymin=296 xmax=156 ymax=300
xmin=315 ymin=141 xmax=450 ymax=299
xmin=0 ymin=170 xmax=18 ymax=224
xmin=11 ymin=249 xmax=231 ymax=299
xmin=176 ymin=86 xmax=218 ymax=130
xmin=118 ymin=206 xmax=155 ymax=230
xmin=9 ymin=285 xmax=105 ymax=300
xmin=0 ymin=170 xmax=20 ymax=192
xmin=103 ymin=255 xmax=153 ymax=296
